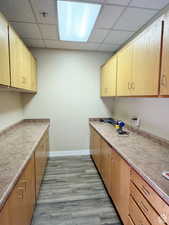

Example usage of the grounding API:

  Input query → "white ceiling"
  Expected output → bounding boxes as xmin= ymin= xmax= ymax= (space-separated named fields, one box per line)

xmin=0 ymin=0 xmax=169 ymax=52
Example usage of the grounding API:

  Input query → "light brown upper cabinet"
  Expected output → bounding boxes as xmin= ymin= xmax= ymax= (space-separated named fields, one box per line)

xmin=30 ymin=55 xmax=37 ymax=92
xmin=117 ymin=19 xmax=162 ymax=97
xmin=0 ymin=13 xmax=10 ymax=86
xmin=101 ymin=55 xmax=117 ymax=97
xmin=132 ymin=18 xmax=162 ymax=96
xmin=161 ymin=13 xmax=169 ymax=96
xmin=104 ymin=16 xmax=163 ymax=97
xmin=9 ymin=26 xmax=32 ymax=90
xmin=116 ymin=43 xmax=133 ymax=96
xmin=0 ymin=11 xmax=38 ymax=93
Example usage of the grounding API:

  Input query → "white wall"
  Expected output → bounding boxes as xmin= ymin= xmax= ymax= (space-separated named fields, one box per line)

xmin=113 ymin=97 xmax=169 ymax=141
xmin=0 ymin=92 xmax=23 ymax=131
xmin=23 ymin=49 xmax=113 ymax=151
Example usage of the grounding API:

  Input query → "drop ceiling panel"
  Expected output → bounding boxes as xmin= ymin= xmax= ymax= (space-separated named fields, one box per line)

xmin=105 ymin=0 xmax=130 ymax=6
xmin=130 ymin=0 xmax=169 ymax=10
xmin=23 ymin=38 xmax=45 ymax=48
xmin=98 ymin=43 xmax=119 ymax=52
xmin=11 ymin=22 xmax=42 ymax=39
xmin=45 ymin=40 xmax=85 ymax=50
xmin=45 ymin=40 xmax=61 ymax=48
xmin=0 ymin=0 xmax=35 ymax=22
xmin=104 ymin=30 xmax=134 ymax=44
xmin=95 ymin=5 xmax=125 ymax=29
xmin=0 ymin=0 xmax=167 ymax=51
xmin=80 ymin=42 xmax=100 ymax=50
xmin=45 ymin=40 xmax=100 ymax=50
xmin=39 ymin=24 xmax=59 ymax=40
xmin=89 ymin=29 xmax=110 ymax=43
xmin=114 ymin=7 xmax=158 ymax=31
xmin=30 ymin=0 xmax=58 ymax=24
xmin=61 ymin=0 xmax=104 ymax=3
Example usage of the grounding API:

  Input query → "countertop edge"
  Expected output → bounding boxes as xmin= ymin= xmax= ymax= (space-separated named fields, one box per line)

xmin=89 ymin=122 xmax=169 ymax=206
xmin=0 ymin=120 xmax=50 ymax=211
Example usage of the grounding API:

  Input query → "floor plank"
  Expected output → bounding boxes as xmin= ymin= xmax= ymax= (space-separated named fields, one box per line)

xmin=31 ymin=155 xmax=123 ymax=225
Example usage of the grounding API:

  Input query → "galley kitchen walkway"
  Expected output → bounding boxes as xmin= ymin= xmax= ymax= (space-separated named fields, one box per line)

xmin=31 ymin=155 xmax=122 ymax=225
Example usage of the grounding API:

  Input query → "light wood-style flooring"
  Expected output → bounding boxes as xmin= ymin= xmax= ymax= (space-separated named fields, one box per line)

xmin=31 ymin=155 xmax=122 ymax=225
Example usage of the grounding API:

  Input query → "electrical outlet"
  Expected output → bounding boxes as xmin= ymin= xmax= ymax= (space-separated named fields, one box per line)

xmin=131 ymin=117 xmax=141 ymax=128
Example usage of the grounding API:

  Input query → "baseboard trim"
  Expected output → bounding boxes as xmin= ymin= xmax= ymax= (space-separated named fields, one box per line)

xmin=49 ymin=149 xmax=90 ymax=157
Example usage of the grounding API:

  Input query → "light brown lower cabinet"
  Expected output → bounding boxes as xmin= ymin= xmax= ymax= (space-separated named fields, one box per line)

xmin=131 ymin=169 xmax=169 ymax=225
xmin=90 ymin=127 xmax=130 ymax=225
xmin=100 ymin=140 xmax=112 ymax=192
xmin=90 ymin=127 xmax=102 ymax=173
xmin=110 ymin=150 xmax=130 ymax=225
xmin=35 ymin=131 xmax=49 ymax=198
xmin=90 ymin=126 xmax=169 ymax=225
xmin=0 ymin=129 xmax=49 ymax=225
xmin=0 ymin=155 xmax=35 ymax=225
xmin=127 ymin=216 xmax=135 ymax=225
xmin=129 ymin=197 xmax=151 ymax=225
xmin=0 ymin=201 xmax=10 ymax=225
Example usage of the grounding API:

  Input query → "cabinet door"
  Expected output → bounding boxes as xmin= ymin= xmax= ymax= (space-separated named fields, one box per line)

xmin=22 ymin=47 xmax=31 ymax=90
xmin=110 ymin=149 xmax=120 ymax=205
xmin=8 ymin=155 xmax=35 ymax=225
xmin=90 ymin=127 xmax=95 ymax=156
xmin=101 ymin=64 xmax=107 ymax=96
xmin=93 ymin=130 xmax=101 ymax=172
xmin=35 ymin=142 xmax=44 ymax=198
xmin=110 ymin=149 xmax=130 ymax=225
xmin=30 ymin=55 xmax=37 ymax=92
xmin=9 ymin=26 xmax=24 ymax=89
xmin=0 ymin=201 xmax=10 ymax=225
xmin=9 ymin=26 xmax=31 ymax=90
xmin=35 ymin=132 xmax=49 ymax=198
xmin=0 ymin=13 xmax=10 ymax=86
xmin=117 ymin=157 xmax=130 ymax=225
xmin=101 ymin=56 xmax=117 ymax=97
xmin=21 ymin=155 xmax=35 ymax=224
xmin=101 ymin=139 xmax=112 ymax=193
xmin=132 ymin=19 xmax=161 ymax=96
xmin=117 ymin=44 xmax=133 ymax=96
xmin=161 ymin=14 xmax=169 ymax=95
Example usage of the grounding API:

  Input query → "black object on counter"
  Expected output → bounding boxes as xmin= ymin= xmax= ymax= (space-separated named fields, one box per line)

xmin=100 ymin=118 xmax=115 ymax=125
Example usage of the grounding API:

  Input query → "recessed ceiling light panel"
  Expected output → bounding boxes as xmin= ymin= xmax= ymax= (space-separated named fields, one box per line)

xmin=57 ymin=0 xmax=101 ymax=42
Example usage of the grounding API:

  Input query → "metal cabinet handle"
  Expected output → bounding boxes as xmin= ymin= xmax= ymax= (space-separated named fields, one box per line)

xmin=161 ymin=74 xmax=167 ymax=87
xmin=141 ymin=185 xmax=150 ymax=196
xmin=17 ymin=187 xmax=24 ymax=200
xmin=128 ymin=82 xmax=131 ymax=89
xmin=140 ymin=201 xmax=149 ymax=213
xmin=22 ymin=77 xmax=26 ymax=84
xmin=20 ymin=179 xmax=27 ymax=192
xmin=131 ymin=82 xmax=135 ymax=90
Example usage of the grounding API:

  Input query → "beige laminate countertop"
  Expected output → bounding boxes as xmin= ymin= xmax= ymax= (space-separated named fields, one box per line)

xmin=90 ymin=120 xmax=169 ymax=205
xmin=0 ymin=119 xmax=50 ymax=211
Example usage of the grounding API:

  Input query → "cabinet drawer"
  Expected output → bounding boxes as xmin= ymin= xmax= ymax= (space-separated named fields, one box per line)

xmin=130 ymin=182 xmax=165 ymax=225
xmin=131 ymin=170 xmax=169 ymax=224
xmin=129 ymin=197 xmax=151 ymax=225
xmin=127 ymin=216 xmax=135 ymax=225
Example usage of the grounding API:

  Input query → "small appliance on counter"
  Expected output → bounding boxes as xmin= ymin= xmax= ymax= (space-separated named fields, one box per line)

xmin=100 ymin=118 xmax=129 ymax=136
